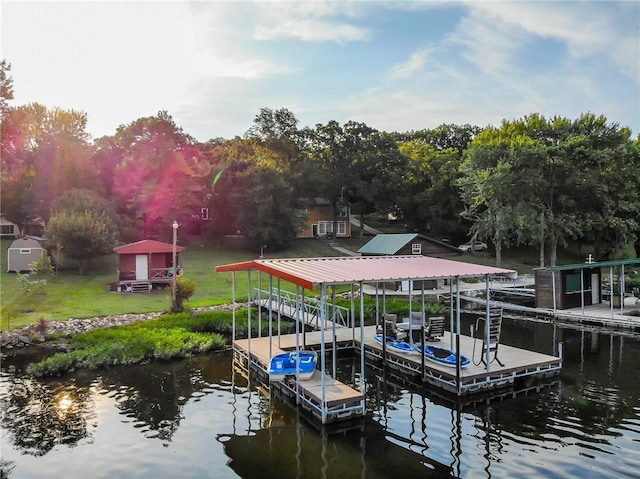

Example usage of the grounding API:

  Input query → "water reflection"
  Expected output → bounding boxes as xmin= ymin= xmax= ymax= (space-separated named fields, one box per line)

xmin=0 ymin=376 xmax=95 ymax=457
xmin=0 ymin=322 xmax=639 ymax=479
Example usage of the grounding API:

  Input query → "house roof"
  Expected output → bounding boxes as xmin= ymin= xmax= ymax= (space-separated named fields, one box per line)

xmin=113 ymin=239 xmax=186 ymax=255
xmin=8 ymin=236 xmax=46 ymax=247
xmin=357 ymin=233 xmax=459 ymax=255
xmin=541 ymin=257 xmax=640 ymax=271
xmin=216 ymin=255 xmax=516 ymax=290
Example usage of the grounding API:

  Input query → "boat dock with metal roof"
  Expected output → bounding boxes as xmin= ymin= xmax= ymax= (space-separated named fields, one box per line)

xmin=216 ymin=255 xmax=563 ymax=424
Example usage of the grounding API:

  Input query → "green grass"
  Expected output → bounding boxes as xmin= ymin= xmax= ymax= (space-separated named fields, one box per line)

xmin=26 ymin=308 xmax=296 ymax=377
xmin=0 ymin=238 xmax=341 ymax=329
xmin=2 ymin=235 xmax=635 ymax=331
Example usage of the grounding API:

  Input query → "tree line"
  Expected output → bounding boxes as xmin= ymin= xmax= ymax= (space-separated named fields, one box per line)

xmin=1 ymin=60 xmax=638 ymax=271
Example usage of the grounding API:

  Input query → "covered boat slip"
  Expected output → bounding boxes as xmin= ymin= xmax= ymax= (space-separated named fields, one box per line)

xmin=232 ymin=336 xmax=365 ymax=424
xmin=216 ymin=255 xmax=563 ymax=423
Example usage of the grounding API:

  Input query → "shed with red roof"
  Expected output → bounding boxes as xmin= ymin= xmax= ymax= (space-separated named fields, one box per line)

xmin=113 ymin=240 xmax=185 ymax=292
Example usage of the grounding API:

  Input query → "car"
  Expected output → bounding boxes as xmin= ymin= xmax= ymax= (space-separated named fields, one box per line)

xmin=458 ymin=240 xmax=488 ymax=252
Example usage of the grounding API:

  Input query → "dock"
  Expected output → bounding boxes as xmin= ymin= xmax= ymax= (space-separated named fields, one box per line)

xmin=217 ymin=255 xmax=565 ymax=425
xmin=232 ymin=332 xmax=365 ymax=424
xmin=232 ymin=324 xmax=562 ymax=420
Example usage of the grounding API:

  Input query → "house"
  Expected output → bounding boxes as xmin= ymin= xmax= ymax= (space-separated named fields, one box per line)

xmin=113 ymin=239 xmax=185 ymax=293
xmin=358 ymin=233 xmax=462 ymax=258
xmin=7 ymin=236 xmax=46 ymax=272
xmin=357 ymin=233 xmax=462 ymax=291
xmin=297 ymin=198 xmax=351 ymax=239
xmin=0 ymin=214 xmax=21 ymax=239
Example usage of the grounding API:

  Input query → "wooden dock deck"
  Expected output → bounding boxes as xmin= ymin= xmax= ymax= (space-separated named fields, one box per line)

xmin=359 ymin=327 xmax=561 ymax=395
xmin=233 ymin=322 xmax=562 ymax=420
xmin=232 ymin=335 xmax=365 ymax=424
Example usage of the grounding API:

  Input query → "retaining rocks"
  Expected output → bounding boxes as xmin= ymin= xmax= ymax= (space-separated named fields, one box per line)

xmin=0 ymin=303 xmax=248 ymax=350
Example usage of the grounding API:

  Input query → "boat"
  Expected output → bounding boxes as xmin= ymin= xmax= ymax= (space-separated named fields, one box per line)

xmin=269 ymin=350 xmax=317 ymax=382
xmin=374 ymin=334 xmax=416 ymax=355
xmin=414 ymin=344 xmax=470 ymax=368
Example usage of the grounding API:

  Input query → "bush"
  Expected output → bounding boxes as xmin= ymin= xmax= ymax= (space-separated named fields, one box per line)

xmin=171 ymin=275 xmax=197 ymax=312
xmin=27 ymin=310 xmax=228 ymax=377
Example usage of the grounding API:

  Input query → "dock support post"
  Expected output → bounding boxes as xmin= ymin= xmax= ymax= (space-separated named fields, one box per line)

xmin=247 ymin=270 xmax=252 ymax=363
xmin=320 ymin=283 xmax=327 ymax=424
xmin=359 ymin=281 xmax=366 ymax=398
xmin=332 ymin=286 xmax=337 ymax=379
xmin=456 ymin=332 xmax=461 ymax=395
xmin=485 ymin=276 xmax=491 ymax=371
xmin=232 ymin=272 xmax=236 ymax=342
xmin=268 ymin=275 xmax=273 ymax=359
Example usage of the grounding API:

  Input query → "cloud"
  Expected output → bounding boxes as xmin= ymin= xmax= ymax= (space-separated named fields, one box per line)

xmin=392 ymin=48 xmax=430 ymax=79
xmin=466 ymin=1 xmax=640 ymax=81
xmin=252 ymin=1 xmax=372 ymax=43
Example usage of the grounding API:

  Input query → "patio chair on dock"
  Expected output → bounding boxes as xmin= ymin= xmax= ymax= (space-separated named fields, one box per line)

xmin=376 ymin=313 xmax=406 ymax=340
xmin=475 ymin=308 xmax=504 ymax=367
xmin=425 ymin=316 xmax=445 ymax=342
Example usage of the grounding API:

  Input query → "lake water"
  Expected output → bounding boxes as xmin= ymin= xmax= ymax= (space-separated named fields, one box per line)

xmin=1 ymin=318 xmax=639 ymax=478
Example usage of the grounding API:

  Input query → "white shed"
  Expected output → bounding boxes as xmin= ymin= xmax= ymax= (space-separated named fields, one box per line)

xmin=7 ymin=236 xmax=46 ymax=272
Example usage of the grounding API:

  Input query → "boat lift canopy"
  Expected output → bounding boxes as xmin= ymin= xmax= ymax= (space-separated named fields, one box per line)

xmin=216 ymin=255 xmax=516 ymax=290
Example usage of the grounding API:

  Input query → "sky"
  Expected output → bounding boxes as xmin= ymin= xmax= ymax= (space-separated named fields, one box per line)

xmin=2 ymin=1 xmax=639 ymax=142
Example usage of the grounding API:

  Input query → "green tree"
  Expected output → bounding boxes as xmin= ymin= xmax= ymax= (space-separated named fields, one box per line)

xmin=45 ymin=210 xmax=119 ymax=274
xmin=0 ymin=59 xmax=14 ymax=115
xmin=459 ymin=113 xmax=637 ymax=266
xmin=398 ymin=139 xmax=465 ymax=238
xmin=0 ymin=103 xmax=95 ymax=226
xmin=229 ymin=165 xmax=302 ymax=250
xmin=109 ymin=111 xmax=209 ymax=240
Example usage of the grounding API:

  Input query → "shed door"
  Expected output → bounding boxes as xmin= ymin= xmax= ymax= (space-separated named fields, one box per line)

xmin=136 ymin=255 xmax=149 ymax=280
xmin=591 ymin=273 xmax=599 ymax=304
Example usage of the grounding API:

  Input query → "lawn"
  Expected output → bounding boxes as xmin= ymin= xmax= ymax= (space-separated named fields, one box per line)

xmin=0 ymin=237 xmax=344 ymax=330
xmin=2 ymin=233 xmax=632 ymax=331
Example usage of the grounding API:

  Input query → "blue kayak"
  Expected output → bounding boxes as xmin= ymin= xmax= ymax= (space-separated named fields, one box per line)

xmin=374 ymin=334 xmax=416 ymax=355
xmin=415 ymin=344 xmax=470 ymax=368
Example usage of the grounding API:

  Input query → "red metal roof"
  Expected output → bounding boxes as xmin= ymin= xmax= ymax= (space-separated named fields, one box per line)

xmin=113 ymin=239 xmax=186 ymax=255
xmin=216 ymin=255 xmax=516 ymax=290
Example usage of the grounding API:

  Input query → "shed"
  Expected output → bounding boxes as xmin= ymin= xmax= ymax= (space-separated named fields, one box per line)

xmin=535 ymin=257 xmax=640 ymax=310
xmin=357 ymin=234 xmax=461 ymax=290
xmin=7 ymin=236 xmax=46 ymax=272
xmin=113 ymin=239 xmax=185 ymax=292
xmin=358 ymin=234 xmax=461 ymax=258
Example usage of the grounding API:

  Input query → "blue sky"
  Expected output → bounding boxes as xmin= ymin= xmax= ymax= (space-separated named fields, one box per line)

xmin=2 ymin=1 xmax=638 ymax=141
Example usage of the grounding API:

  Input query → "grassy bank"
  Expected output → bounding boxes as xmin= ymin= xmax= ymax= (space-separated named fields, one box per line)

xmin=3 ymin=234 xmax=631 ymax=331
xmin=0 ymin=238 xmax=341 ymax=330
xmin=27 ymin=308 xmax=297 ymax=377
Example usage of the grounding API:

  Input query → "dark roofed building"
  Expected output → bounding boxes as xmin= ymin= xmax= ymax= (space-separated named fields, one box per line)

xmin=357 ymin=233 xmax=461 ymax=258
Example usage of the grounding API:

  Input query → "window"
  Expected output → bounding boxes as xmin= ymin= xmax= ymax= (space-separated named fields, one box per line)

xmin=411 ymin=243 xmax=422 ymax=255
xmin=20 ymin=248 xmax=31 ymax=254
xmin=337 ymin=206 xmax=348 ymax=217
xmin=201 ymin=208 xmax=210 ymax=220
xmin=565 ymin=272 xmax=583 ymax=294
xmin=336 ymin=221 xmax=346 ymax=236
xmin=317 ymin=221 xmax=333 ymax=236
xmin=1 ymin=225 xmax=14 ymax=235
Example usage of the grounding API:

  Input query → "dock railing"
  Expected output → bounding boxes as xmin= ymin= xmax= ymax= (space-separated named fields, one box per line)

xmin=252 ymin=287 xmax=351 ymax=329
